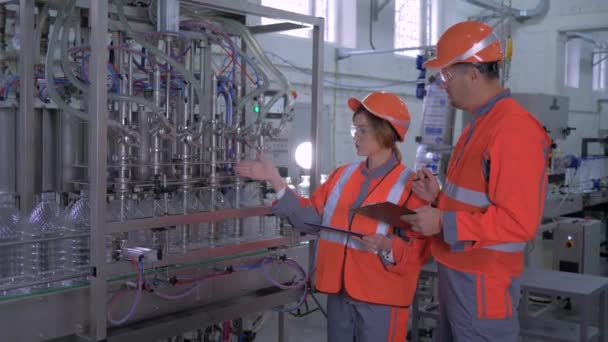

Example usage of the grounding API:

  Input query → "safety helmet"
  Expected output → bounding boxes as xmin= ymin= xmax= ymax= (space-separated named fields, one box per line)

xmin=347 ymin=91 xmax=411 ymax=141
xmin=424 ymin=20 xmax=503 ymax=69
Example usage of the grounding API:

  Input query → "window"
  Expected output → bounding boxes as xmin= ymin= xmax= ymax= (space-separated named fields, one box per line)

xmin=564 ymin=38 xmax=581 ymax=88
xmin=260 ymin=0 xmax=335 ymax=42
xmin=394 ymin=0 xmax=433 ymax=57
xmin=592 ymin=49 xmax=607 ymax=91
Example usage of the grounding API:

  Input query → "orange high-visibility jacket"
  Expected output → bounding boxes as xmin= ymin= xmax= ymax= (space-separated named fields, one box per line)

xmin=281 ymin=160 xmax=429 ymax=307
xmin=433 ymin=89 xmax=551 ymax=318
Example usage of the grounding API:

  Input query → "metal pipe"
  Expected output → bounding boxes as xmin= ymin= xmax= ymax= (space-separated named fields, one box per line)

xmin=0 ymin=108 xmax=16 ymax=193
xmin=17 ymin=0 xmax=36 ymax=213
xmin=41 ymin=108 xmax=56 ymax=191
xmin=199 ymin=41 xmax=207 ymax=179
xmin=128 ymin=52 xmax=133 ymax=113
xmin=209 ymin=75 xmax=218 ymax=245
xmin=36 ymin=4 xmax=50 ymax=64
xmin=88 ymin=0 xmax=109 ymax=339
xmin=152 ymin=45 xmax=163 ymax=176
xmin=116 ymin=34 xmax=130 ymax=195
xmin=157 ymin=0 xmax=180 ymax=32
xmin=310 ymin=18 xmax=324 ymax=192
xmin=136 ymin=106 xmax=150 ymax=180
xmin=188 ymin=43 xmax=195 ymax=123
xmin=166 ymin=38 xmax=177 ymax=170
xmin=371 ymin=0 xmax=391 ymax=21
xmin=60 ymin=113 xmax=79 ymax=192
xmin=0 ymin=5 xmax=6 ymax=67
xmin=337 ymin=45 xmax=435 ymax=60
xmin=179 ymin=48 xmax=192 ymax=183
xmin=464 ymin=0 xmax=549 ymax=20
xmin=189 ymin=43 xmax=197 ymax=177
xmin=369 ymin=0 xmax=376 ymax=49
xmin=235 ymin=42 xmax=246 ymax=239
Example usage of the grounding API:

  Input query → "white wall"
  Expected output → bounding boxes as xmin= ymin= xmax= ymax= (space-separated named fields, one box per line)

xmin=252 ymin=0 xmax=430 ymax=169
xmin=252 ymin=0 xmax=608 ymax=171
xmin=506 ymin=0 xmax=608 ymax=155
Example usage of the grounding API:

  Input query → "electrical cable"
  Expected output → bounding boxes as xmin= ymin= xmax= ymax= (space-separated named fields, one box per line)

xmin=107 ymin=257 xmax=143 ymax=326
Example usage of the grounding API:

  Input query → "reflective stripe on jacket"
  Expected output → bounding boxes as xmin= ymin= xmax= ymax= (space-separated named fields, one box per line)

xmin=433 ymin=89 xmax=551 ymax=319
xmin=275 ymin=157 xmax=429 ymax=307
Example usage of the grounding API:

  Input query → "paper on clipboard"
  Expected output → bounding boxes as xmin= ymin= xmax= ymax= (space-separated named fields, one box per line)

xmin=304 ymin=222 xmax=365 ymax=238
xmin=353 ymin=202 xmax=416 ymax=228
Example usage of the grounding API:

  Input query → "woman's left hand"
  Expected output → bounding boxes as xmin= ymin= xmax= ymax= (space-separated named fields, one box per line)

xmin=355 ymin=233 xmax=392 ymax=253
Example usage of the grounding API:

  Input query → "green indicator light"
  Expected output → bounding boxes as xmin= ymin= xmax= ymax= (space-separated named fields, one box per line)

xmin=253 ymin=105 xmax=260 ymax=113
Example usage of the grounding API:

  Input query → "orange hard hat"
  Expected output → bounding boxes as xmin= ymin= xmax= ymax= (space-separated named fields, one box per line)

xmin=424 ymin=20 xmax=503 ymax=69
xmin=347 ymin=91 xmax=411 ymax=141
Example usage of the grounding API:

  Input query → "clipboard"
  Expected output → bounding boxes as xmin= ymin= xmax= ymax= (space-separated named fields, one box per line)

xmin=305 ymin=222 xmax=365 ymax=238
xmin=353 ymin=202 xmax=416 ymax=228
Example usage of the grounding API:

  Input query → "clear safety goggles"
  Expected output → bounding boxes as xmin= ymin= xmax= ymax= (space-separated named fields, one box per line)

xmin=350 ymin=125 xmax=372 ymax=137
xmin=439 ymin=68 xmax=455 ymax=83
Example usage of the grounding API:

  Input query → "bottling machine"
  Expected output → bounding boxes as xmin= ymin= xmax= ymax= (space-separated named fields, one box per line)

xmin=0 ymin=1 xmax=324 ymax=341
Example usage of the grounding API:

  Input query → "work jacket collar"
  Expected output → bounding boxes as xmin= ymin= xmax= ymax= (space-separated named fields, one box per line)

xmin=362 ymin=154 xmax=398 ymax=179
xmin=472 ymin=88 xmax=511 ymax=119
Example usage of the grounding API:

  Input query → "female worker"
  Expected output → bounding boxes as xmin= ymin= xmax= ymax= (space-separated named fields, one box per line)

xmin=235 ymin=91 xmax=429 ymax=342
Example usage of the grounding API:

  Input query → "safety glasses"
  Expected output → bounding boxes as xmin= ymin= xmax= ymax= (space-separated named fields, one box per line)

xmin=350 ymin=125 xmax=372 ymax=138
xmin=439 ymin=68 xmax=455 ymax=83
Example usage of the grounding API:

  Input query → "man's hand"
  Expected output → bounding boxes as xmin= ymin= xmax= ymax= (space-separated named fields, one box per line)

xmin=400 ymin=206 xmax=442 ymax=236
xmin=412 ymin=167 xmax=440 ymax=203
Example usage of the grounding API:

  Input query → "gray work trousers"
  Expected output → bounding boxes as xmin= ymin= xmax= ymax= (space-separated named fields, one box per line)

xmin=327 ymin=292 xmax=409 ymax=342
xmin=437 ymin=263 xmax=521 ymax=342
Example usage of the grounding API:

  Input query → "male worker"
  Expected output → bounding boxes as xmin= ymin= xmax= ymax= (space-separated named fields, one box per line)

xmin=401 ymin=21 xmax=551 ymax=341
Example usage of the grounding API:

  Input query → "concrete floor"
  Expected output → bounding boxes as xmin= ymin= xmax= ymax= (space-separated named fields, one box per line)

xmin=255 ymin=293 xmax=328 ymax=342
xmin=251 ymin=256 xmax=608 ymax=342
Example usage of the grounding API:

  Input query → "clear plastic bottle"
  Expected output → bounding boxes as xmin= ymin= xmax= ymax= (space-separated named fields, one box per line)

xmin=130 ymin=192 xmax=161 ymax=247
xmin=414 ymin=144 xmax=440 ymax=173
xmin=25 ymin=192 xmax=66 ymax=287
xmin=168 ymin=189 xmax=201 ymax=215
xmin=65 ymin=190 xmax=90 ymax=282
xmin=165 ymin=190 xmax=202 ymax=252
xmin=0 ymin=193 xmax=21 ymax=290
xmin=198 ymin=189 xmax=233 ymax=247
xmin=226 ymin=182 xmax=261 ymax=242
xmin=297 ymin=175 xmax=311 ymax=198
xmin=216 ymin=191 xmax=236 ymax=246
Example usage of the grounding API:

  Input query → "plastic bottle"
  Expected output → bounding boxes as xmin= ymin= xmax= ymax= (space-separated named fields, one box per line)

xmin=26 ymin=192 xmax=66 ymax=287
xmin=128 ymin=192 xmax=162 ymax=247
xmin=166 ymin=190 xmax=202 ymax=252
xmin=297 ymin=175 xmax=311 ymax=198
xmin=65 ymin=190 xmax=90 ymax=281
xmin=106 ymin=194 xmax=140 ymax=222
xmin=414 ymin=144 xmax=440 ymax=173
xmin=0 ymin=193 xmax=21 ymax=289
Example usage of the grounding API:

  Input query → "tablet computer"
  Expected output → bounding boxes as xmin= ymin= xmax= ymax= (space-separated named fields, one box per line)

xmin=305 ymin=222 xmax=365 ymax=238
xmin=353 ymin=202 xmax=416 ymax=228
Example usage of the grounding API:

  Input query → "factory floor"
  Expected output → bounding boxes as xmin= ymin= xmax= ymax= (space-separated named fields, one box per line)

xmin=254 ymin=256 xmax=608 ymax=342
xmin=255 ymin=293 xmax=328 ymax=342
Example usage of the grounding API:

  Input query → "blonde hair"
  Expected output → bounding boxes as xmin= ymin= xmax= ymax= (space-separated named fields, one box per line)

xmin=353 ymin=109 xmax=402 ymax=161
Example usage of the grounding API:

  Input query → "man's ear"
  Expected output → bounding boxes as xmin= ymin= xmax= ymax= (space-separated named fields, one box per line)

xmin=469 ymin=66 xmax=482 ymax=83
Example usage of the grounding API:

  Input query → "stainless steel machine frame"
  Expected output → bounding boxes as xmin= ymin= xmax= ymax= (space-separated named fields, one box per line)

xmin=0 ymin=1 xmax=324 ymax=341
